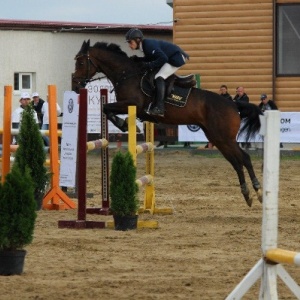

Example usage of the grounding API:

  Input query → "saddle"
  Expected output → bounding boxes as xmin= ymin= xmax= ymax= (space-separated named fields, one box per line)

xmin=140 ymin=71 xmax=196 ymax=107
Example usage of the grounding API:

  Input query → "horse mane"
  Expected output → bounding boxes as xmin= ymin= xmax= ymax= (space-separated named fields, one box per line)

xmin=92 ymin=42 xmax=128 ymax=58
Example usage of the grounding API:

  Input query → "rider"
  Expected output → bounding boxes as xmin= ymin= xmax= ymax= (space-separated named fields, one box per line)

xmin=125 ymin=28 xmax=189 ymax=117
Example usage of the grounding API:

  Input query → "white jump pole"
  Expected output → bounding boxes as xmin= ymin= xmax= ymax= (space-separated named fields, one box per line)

xmin=225 ymin=111 xmax=300 ymax=300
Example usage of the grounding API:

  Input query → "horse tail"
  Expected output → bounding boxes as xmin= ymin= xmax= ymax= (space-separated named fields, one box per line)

xmin=236 ymin=102 xmax=263 ymax=142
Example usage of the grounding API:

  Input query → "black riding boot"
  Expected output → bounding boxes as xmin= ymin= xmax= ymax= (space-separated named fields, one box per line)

xmin=149 ymin=77 xmax=165 ymax=117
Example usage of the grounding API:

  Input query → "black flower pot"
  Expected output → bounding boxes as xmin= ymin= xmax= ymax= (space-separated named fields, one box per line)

xmin=113 ymin=215 xmax=138 ymax=231
xmin=0 ymin=250 xmax=27 ymax=276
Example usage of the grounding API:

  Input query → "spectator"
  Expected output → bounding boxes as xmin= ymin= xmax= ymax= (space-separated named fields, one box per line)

xmin=258 ymin=93 xmax=283 ymax=148
xmin=31 ymin=92 xmax=45 ymax=129
xmin=233 ymin=86 xmax=249 ymax=103
xmin=219 ymin=84 xmax=233 ymax=100
xmin=41 ymin=96 xmax=62 ymax=146
xmin=11 ymin=92 xmax=38 ymax=144
xmin=258 ymin=93 xmax=278 ymax=111
xmin=204 ymin=84 xmax=233 ymax=149
xmin=233 ymin=86 xmax=251 ymax=149
xmin=12 ymin=92 xmax=38 ymax=128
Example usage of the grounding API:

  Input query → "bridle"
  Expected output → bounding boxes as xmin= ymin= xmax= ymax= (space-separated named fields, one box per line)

xmin=72 ymin=52 xmax=107 ymax=88
xmin=72 ymin=50 xmax=147 ymax=90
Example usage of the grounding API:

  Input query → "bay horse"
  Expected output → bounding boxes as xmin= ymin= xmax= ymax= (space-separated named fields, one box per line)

xmin=72 ymin=39 xmax=263 ymax=207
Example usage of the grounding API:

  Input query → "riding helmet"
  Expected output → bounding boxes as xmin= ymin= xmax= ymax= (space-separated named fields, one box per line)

xmin=125 ymin=28 xmax=144 ymax=41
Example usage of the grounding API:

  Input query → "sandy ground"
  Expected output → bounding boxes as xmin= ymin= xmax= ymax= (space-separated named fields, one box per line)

xmin=0 ymin=149 xmax=300 ymax=300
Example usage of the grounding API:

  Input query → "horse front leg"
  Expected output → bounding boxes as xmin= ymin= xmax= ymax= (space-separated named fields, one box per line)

xmin=103 ymin=102 xmax=141 ymax=133
xmin=106 ymin=112 xmax=128 ymax=132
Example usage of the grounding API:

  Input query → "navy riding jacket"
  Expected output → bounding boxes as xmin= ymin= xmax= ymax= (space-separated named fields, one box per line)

xmin=142 ymin=38 xmax=189 ymax=70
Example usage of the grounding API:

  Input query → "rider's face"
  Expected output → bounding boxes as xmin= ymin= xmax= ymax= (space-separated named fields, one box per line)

xmin=127 ymin=40 xmax=138 ymax=50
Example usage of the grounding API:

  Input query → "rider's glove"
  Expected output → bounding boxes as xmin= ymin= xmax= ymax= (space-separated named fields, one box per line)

xmin=141 ymin=62 xmax=152 ymax=72
xmin=131 ymin=55 xmax=144 ymax=62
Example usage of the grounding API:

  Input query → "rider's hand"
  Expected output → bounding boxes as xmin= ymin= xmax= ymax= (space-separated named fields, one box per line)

xmin=131 ymin=55 xmax=144 ymax=62
xmin=141 ymin=62 xmax=152 ymax=71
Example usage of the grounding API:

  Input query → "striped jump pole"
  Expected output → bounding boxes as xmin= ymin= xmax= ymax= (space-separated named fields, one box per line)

xmin=226 ymin=111 xmax=300 ymax=300
xmin=128 ymin=105 xmax=173 ymax=215
xmin=86 ymin=88 xmax=110 ymax=215
xmin=58 ymin=88 xmax=109 ymax=229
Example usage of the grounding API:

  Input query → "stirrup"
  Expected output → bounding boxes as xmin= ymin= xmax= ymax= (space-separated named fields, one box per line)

xmin=149 ymin=107 xmax=164 ymax=117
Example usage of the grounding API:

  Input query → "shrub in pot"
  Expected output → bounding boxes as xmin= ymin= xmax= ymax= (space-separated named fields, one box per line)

xmin=0 ymin=165 xmax=36 ymax=275
xmin=14 ymin=106 xmax=50 ymax=210
xmin=110 ymin=151 xmax=139 ymax=230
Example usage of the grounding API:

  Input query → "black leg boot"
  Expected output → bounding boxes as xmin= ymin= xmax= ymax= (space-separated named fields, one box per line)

xmin=149 ymin=77 xmax=165 ymax=117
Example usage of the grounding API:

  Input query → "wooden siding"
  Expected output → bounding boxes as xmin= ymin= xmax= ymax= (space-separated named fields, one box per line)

xmin=173 ymin=0 xmax=300 ymax=111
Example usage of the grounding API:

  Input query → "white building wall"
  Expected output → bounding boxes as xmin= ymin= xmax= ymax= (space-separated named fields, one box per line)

xmin=0 ymin=29 xmax=171 ymax=125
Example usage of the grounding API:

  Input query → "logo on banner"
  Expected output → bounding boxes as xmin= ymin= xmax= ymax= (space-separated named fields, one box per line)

xmin=187 ymin=125 xmax=201 ymax=132
xmin=68 ymin=98 xmax=74 ymax=113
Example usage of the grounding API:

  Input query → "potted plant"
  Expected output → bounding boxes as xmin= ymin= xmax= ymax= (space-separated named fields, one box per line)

xmin=0 ymin=165 xmax=36 ymax=275
xmin=14 ymin=106 xmax=50 ymax=210
xmin=110 ymin=151 xmax=139 ymax=231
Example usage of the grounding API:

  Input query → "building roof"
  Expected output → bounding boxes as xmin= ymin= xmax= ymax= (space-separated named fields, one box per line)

xmin=0 ymin=19 xmax=172 ymax=34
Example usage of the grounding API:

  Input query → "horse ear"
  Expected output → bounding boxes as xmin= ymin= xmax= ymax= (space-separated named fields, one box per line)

xmin=80 ymin=40 xmax=90 ymax=54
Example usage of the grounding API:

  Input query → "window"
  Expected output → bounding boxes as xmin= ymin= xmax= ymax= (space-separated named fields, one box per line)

xmin=14 ymin=73 xmax=33 ymax=91
xmin=277 ymin=4 xmax=300 ymax=76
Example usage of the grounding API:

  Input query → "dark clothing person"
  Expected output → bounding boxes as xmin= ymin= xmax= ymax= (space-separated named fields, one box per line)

xmin=258 ymin=96 xmax=278 ymax=112
xmin=234 ymin=87 xmax=251 ymax=148
xmin=219 ymin=85 xmax=232 ymax=100
xmin=31 ymin=92 xmax=45 ymax=128
xmin=233 ymin=93 xmax=249 ymax=103
xmin=221 ymin=92 xmax=232 ymax=100
xmin=258 ymin=93 xmax=283 ymax=148
xmin=233 ymin=86 xmax=249 ymax=103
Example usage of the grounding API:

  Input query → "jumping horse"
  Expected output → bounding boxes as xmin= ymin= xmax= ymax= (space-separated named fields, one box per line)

xmin=72 ymin=39 xmax=263 ymax=207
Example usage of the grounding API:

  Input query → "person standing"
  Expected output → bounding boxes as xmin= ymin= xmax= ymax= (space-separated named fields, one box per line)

xmin=219 ymin=84 xmax=232 ymax=100
xmin=205 ymin=84 xmax=233 ymax=149
xmin=258 ymin=93 xmax=283 ymax=148
xmin=125 ymin=28 xmax=189 ymax=117
xmin=258 ymin=93 xmax=278 ymax=111
xmin=41 ymin=96 xmax=62 ymax=146
xmin=31 ymin=92 xmax=45 ymax=129
xmin=11 ymin=92 xmax=38 ymax=144
xmin=233 ymin=86 xmax=251 ymax=149
xmin=233 ymin=86 xmax=249 ymax=103
xmin=12 ymin=92 xmax=38 ymax=128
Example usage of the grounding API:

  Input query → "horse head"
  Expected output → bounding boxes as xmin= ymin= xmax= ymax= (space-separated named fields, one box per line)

xmin=72 ymin=40 xmax=144 ymax=93
xmin=72 ymin=39 xmax=96 ymax=92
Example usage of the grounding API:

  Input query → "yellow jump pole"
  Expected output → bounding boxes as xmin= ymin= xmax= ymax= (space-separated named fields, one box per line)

xmin=143 ymin=121 xmax=156 ymax=213
xmin=42 ymin=85 xmax=76 ymax=210
xmin=266 ymin=248 xmax=300 ymax=266
xmin=128 ymin=106 xmax=137 ymax=165
xmin=1 ymin=86 xmax=12 ymax=183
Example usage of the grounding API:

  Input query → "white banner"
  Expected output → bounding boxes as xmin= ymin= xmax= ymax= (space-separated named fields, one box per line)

xmin=86 ymin=79 xmax=144 ymax=134
xmin=178 ymin=112 xmax=300 ymax=143
xmin=59 ymin=92 xmax=79 ymax=187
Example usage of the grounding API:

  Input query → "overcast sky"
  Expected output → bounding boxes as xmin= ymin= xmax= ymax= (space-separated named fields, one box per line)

xmin=0 ymin=0 xmax=173 ymax=26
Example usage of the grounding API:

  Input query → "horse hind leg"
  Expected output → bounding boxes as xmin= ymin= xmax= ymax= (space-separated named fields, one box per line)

xmin=217 ymin=142 xmax=253 ymax=207
xmin=241 ymin=149 xmax=262 ymax=203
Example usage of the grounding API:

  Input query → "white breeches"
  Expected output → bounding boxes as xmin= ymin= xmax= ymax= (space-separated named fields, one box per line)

xmin=155 ymin=63 xmax=180 ymax=79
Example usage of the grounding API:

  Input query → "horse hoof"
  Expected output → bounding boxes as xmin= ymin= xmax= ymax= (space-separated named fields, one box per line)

xmin=256 ymin=189 xmax=263 ymax=203
xmin=245 ymin=196 xmax=253 ymax=207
